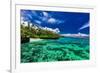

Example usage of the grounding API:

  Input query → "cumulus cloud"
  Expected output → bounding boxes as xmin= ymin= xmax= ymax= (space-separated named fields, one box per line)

xmin=42 ymin=12 xmax=49 ymax=17
xmin=79 ymin=22 xmax=89 ymax=30
xmin=38 ymin=11 xmax=64 ymax=24
xmin=42 ymin=27 xmax=60 ymax=33
xmin=39 ymin=12 xmax=50 ymax=21
xmin=40 ymin=16 xmax=59 ymax=24
xmin=21 ymin=10 xmax=64 ymax=25
xmin=48 ymin=18 xmax=56 ymax=23
xmin=47 ymin=18 xmax=64 ymax=24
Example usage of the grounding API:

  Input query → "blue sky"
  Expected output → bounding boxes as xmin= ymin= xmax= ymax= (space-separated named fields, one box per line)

xmin=21 ymin=10 xmax=90 ymax=34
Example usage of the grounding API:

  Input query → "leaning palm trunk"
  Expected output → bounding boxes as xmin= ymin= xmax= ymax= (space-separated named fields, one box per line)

xmin=28 ymin=22 xmax=30 ymax=29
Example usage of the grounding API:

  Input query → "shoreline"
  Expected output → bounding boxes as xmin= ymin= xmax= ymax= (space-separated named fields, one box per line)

xmin=30 ymin=38 xmax=43 ymax=42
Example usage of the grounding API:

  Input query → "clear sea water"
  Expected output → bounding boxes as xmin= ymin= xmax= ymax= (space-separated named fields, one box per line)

xmin=21 ymin=37 xmax=89 ymax=63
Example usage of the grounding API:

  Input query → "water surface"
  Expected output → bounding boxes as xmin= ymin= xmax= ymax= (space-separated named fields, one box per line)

xmin=21 ymin=37 xmax=89 ymax=63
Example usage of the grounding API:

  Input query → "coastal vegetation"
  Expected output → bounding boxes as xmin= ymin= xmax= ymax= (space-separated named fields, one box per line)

xmin=21 ymin=24 xmax=60 ymax=43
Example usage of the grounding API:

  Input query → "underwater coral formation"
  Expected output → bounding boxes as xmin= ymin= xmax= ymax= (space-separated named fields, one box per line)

xmin=21 ymin=37 xmax=89 ymax=63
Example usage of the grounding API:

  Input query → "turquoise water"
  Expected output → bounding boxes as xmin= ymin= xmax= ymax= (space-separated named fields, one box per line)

xmin=21 ymin=37 xmax=89 ymax=63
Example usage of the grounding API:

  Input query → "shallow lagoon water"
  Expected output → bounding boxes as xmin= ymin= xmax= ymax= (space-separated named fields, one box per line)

xmin=21 ymin=37 xmax=89 ymax=63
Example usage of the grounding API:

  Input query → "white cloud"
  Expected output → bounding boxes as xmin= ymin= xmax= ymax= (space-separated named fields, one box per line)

xmin=48 ymin=18 xmax=56 ymax=23
xmin=39 ymin=12 xmax=50 ymax=22
xmin=31 ymin=11 xmax=38 ymax=17
xmin=34 ymin=20 xmax=41 ymax=24
xmin=42 ymin=12 xmax=49 ymax=17
xmin=42 ymin=27 xmax=60 ymax=33
xmin=57 ymin=20 xmax=64 ymax=24
xmin=47 ymin=18 xmax=64 ymax=24
xmin=27 ymin=14 xmax=33 ymax=19
xmin=33 ymin=11 xmax=65 ymax=24
xmin=79 ymin=22 xmax=89 ymax=30
xmin=41 ymin=17 xmax=48 ymax=21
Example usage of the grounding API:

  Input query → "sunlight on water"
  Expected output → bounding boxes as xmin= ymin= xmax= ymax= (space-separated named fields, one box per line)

xmin=21 ymin=37 xmax=89 ymax=63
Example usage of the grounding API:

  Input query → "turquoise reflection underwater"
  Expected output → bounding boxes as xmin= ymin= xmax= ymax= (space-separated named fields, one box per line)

xmin=21 ymin=37 xmax=89 ymax=63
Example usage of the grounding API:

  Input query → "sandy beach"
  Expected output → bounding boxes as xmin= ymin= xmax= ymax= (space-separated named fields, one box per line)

xmin=30 ymin=38 xmax=43 ymax=42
